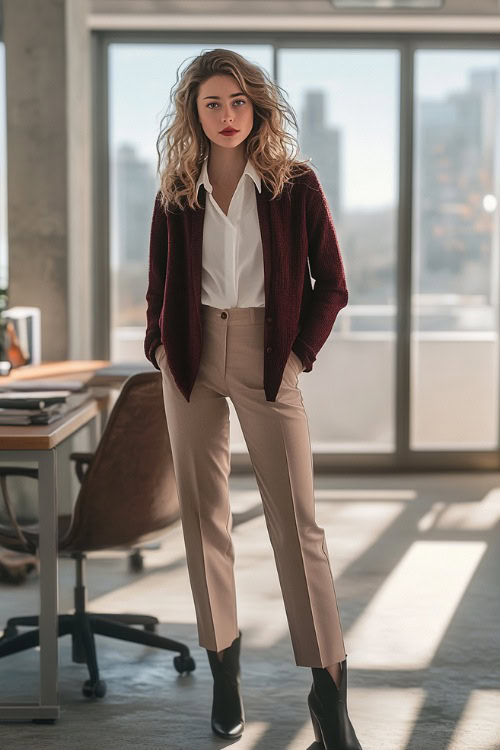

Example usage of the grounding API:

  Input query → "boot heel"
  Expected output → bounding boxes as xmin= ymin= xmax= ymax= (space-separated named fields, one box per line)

xmin=308 ymin=703 xmax=324 ymax=745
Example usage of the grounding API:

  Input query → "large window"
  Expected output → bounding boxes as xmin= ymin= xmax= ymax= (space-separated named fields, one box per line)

xmin=108 ymin=44 xmax=273 ymax=455
xmin=411 ymin=50 xmax=500 ymax=450
xmin=104 ymin=38 xmax=500 ymax=461
xmin=279 ymin=48 xmax=400 ymax=452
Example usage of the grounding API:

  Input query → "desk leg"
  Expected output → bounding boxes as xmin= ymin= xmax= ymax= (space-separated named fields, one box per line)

xmin=37 ymin=449 xmax=59 ymax=719
xmin=0 ymin=448 xmax=59 ymax=721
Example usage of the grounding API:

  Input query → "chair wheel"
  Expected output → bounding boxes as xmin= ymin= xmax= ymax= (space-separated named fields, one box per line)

xmin=82 ymin=679 xmax=107 ymax=698
xmin=128 ymin=550 xmax=144 ymax=573
xmin=173 ymin=654 xmax=196 ymax=674
xmin=0 ymin=625 xmax=19 ymax=641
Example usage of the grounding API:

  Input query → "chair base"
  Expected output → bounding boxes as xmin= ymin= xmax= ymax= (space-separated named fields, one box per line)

xmin=0 ymin=611 xmax=196 ymax=698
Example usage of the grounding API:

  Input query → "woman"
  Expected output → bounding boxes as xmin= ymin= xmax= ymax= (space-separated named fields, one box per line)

xmin=144 ymin=48 xmax=362 ymax=749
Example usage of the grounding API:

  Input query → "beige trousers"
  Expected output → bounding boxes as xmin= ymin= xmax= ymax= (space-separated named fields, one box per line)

xmin=155 ymin=304 xmax=346 ymax=667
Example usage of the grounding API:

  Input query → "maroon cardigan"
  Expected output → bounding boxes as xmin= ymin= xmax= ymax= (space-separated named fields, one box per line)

xmin=144 ymin=166 xmax=348 ymax=403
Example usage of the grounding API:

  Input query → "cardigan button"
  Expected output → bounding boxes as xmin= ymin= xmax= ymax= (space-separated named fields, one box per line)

xmin=266 ymin=316 xmax=273 ymax=323
xmin=266 ymin=346 xmax=272 ymax=353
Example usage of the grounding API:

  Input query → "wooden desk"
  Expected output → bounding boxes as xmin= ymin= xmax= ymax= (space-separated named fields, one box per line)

xmin=0 ymin=360 xmax=112 ymax=386
xmin=0 ymin=361 xmax=109 ymax=722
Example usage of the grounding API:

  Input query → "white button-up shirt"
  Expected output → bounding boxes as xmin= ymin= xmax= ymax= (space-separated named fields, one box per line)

xmin=195 ymin=156 xmax=265 ymax=309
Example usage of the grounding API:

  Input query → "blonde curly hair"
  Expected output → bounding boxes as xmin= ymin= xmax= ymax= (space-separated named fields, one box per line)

xmin=155 ymin=48 xmax=313 ymax=212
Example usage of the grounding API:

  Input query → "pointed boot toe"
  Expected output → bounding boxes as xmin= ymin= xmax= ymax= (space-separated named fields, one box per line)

xmin=206 ymin=630 xmax=245 ymax=739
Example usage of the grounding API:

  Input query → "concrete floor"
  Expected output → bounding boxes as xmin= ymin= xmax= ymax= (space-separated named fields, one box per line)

xmin=0 ymin=472 xmax=499 ymax=750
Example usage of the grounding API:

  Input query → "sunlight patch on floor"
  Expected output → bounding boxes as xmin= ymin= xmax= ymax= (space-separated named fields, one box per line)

xmin=346 ymin=541 xmax=487 ymax=670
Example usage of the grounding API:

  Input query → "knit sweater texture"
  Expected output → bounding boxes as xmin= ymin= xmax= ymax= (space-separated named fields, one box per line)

xmin=144 ymin=165 xmax=348 ymax=403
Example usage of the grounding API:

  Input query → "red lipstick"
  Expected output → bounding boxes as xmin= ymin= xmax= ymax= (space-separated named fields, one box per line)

xmin=219 ymin=128 xmax=239 ymax=136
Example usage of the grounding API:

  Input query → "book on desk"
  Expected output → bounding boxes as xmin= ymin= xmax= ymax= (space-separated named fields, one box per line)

xmin=0 ymin=379 xmax=91 ymax=425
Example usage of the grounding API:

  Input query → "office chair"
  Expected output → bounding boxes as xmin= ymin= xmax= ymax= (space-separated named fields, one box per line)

xmin=0 ymin=371 xmax=196 ymax=698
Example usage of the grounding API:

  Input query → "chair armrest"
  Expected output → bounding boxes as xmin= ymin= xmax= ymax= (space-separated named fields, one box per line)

xmin=69 ymin=452 xmax=94 ymax=463
xmin=69 ymin=452 xmax=95 ymax=484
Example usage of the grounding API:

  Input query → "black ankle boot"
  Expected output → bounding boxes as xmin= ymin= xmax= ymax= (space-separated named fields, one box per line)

xmin=205 ymin=630 xmax=245 ymax=739
xmin=308 ymin=655 xmax=363 ymax=749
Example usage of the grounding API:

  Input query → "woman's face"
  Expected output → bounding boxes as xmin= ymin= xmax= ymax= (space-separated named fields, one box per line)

xmin=196 ymin=74 xmax=254 ymax=150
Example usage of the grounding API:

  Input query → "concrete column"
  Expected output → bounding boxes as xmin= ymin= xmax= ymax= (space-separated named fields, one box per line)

xmin=3 ymin=0 xmax=92 ymax=362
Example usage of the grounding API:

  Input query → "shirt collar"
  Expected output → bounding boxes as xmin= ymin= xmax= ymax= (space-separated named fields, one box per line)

xmin=196 ymin=156 xmax=262 ymax=195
